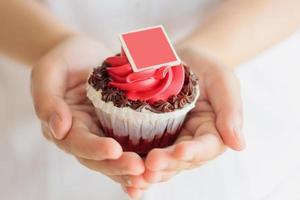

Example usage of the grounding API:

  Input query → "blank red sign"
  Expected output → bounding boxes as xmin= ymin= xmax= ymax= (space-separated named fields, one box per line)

xmin=120 ymin=26 xmax=181 ymax=72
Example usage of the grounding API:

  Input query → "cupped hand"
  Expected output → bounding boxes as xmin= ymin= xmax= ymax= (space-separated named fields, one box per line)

xmin=31 ymin=36 xmax=245 ymax=200
xmin=31 ymin=35 xmax=145 ymax=190
xmin=123 ymin=46 xmax=246 ymax=199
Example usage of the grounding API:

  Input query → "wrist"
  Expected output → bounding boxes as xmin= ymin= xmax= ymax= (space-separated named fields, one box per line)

xmin=176 ymin=43 xmax=233 ymax=75
xmin=31 ymin=30 xmax=79 ymax=67
xmin=177 ymin=40 xmax=237 ymax=70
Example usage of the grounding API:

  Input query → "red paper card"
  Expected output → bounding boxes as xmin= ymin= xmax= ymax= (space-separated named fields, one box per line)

xmin=120 ymin=25 xmax=181 ymax=72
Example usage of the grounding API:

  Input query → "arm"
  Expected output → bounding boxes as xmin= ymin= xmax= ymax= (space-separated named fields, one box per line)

xmin=180 ymin=0 xmax=300 ymax=68
xmin=0 ymin=0 xmax=75 ymax=66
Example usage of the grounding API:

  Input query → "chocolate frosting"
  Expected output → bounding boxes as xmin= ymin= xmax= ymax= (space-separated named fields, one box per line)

xmin=88 ymin=61 xmax=198 ymax=113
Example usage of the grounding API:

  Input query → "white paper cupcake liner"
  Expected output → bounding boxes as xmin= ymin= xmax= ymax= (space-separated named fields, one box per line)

xmin=87 ymin=84 xmax=199 ymax=154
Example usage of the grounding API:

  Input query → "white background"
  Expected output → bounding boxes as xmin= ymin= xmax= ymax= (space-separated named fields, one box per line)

xmin=1 ymin=1 xmax=300 ymax=199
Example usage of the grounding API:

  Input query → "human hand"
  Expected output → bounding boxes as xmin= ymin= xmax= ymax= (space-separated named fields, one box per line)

xmin=31 ymin=35 xmax=145 ymax=189
xmin=122 ymin=46 xmax=245 ymax=199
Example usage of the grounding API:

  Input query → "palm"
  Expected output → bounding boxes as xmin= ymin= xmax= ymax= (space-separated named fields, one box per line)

xmin=65 ymin=72 xmax=101 ymax=137
xmin=177 ymin=100 xmax=221 ymax=146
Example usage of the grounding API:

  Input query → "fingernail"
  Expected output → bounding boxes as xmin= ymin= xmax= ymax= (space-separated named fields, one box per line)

xmin=122 ymin=187 xmax=133 ymax=200
xmin=132 ymin=190 xmax=143 ymax=200
xmin=234 ymin=125 xmax=246 ymax=149
xmin=123 ymin=187 xmax=134 ymax=200
xmin=123 ymin=176 xmax=132 ymax=186
xmin=49 ymin=113 xmax=62 ymax=139
xmin=121 ymin=185 xmax=127 ymax=193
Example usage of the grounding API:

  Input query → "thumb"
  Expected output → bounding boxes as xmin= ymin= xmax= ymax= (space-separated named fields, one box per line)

xmin=31 ymin=58 xmax=72 ymax=140
xmin=207 ymin=69 xmax=246 ymax=151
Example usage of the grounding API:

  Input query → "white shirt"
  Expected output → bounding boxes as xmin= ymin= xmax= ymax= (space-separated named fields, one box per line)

xmin=1 ymin=1 xmax=300 ymax=199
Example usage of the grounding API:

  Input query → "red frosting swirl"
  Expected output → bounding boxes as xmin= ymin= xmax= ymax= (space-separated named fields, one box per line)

xmin=105 ymin=54 xmax=185 ymax=103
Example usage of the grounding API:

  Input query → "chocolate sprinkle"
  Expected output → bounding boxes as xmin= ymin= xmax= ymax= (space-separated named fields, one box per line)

xmin=88 ymin=61 xmax=198 ymax=113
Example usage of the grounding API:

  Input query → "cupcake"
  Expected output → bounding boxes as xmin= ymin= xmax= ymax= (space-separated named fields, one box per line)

xmin=87 ymin=26 xmax=200 ymax=154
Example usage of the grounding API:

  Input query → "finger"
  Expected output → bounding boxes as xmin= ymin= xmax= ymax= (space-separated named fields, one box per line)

xmin=31 ymin=58 xmax=71 ymax=140
xmin=145 ymin=148 xmax=191 ymax=172
xmin=41 ymin=124 xmax=54 ymax=142
xmin=145 ymin=134 xmax=225 ymax=173
xmin=185 ymin=161 xmax=207 ymax=170
xmin=172 ymin=112 xmax=226 ymax=164
xmin=65 ymin=83 xmax=89 ymax=105
xmin=124 ymin=187 xmax=144 ymax=200
xmin=77 ymin=152 xmax=145 ymax=176
xmin=206 ymin=69 xmax=245 ymax=150
xmin=47 ymin=118 xmax=122 ymax=160
xmin=113 ymin=176 xmax=133 ymax=187
xmin=172 ymin=133 xmax=226 ymax=165
xmin=143 ymin=169 xmax=179 ymax=183
xmin=70 ymin=107 xmax=101 ymax=136
xmin=119 ymin=175 xmax=150 ymax=189
xmin=105 ymin=175 xmax=146 ymax=188
xmin=107 ymin=175 xmax=125 ymax=185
